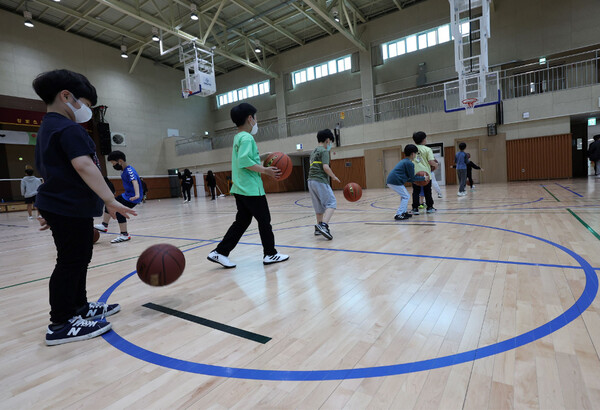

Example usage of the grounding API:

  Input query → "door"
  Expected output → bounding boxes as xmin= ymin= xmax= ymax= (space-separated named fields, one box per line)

xmin=383 ymin=148 xmax=401 ymax=187
xmin=427 ymin=143 xmax=445 ymax=185
xmin=571 ymin=122 xmax=588 ymax=178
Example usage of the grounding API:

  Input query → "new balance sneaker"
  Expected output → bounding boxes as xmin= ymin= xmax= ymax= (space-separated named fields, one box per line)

xmin=111 ymin=234 xmax=131 ymax=243
xmin=394 ymin=213 xmax=410 ymax=220
xmin=411 ymin=208 xmax=420 ymax=215
xmin=77 ymin=301 xmax=121 ymax=321
xmin=45 ymin=316 xmax=112 ymax=346
xmin=426 ymin=207 xmax=436 ymax=214
xmin=316 ymin=222 xmax=333 ymax=240
xmin=207 ymin=250 xmax=236 ymax=268
xmin=263 ymin=253 xmax=289 ymax=265
xmin=94 ymin=224 xmax=108 ymax=232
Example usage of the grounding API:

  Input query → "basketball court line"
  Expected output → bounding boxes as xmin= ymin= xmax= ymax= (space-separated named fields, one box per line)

xmin=555 ymin=182 xmax=584 ymax=198
xmin=97 ymin=220 xmax=598 ymax=380
xmin=540 ymin=185 xmax=560 ymax=201
xmin=567 ymin=209 xmax=600 ymax=241
xmin=143 ymin=303 xmax=272 ymax=344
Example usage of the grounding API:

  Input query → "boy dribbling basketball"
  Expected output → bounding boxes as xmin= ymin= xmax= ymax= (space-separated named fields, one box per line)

xmin=33 ymin=69 xmax=136 ymax=345
xmin=207 ymin=103 xmax=289 ymax=268
xmin=308 ymin=129 xmax=340 ymax=240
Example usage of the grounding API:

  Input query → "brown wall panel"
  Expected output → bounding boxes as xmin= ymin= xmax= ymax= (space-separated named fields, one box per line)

xmin=444 ymin=146 xmax=457 ymax=185
xmin=364 ymin=149 xmax=385 ymax=189
xmin=111 ymin=176 xmax=183 ymax=200
xmin=330 ymin=157 xmax=366 ymax=190
xmin=506 ymin=134 xmax=572 ymax=181
xmin=262 ymin=166 xmax=305 ymax=193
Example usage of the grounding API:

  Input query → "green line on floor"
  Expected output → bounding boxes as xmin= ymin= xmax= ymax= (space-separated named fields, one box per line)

xmin=542 ymin=186 xmax=560 ymax=202
xmin=567 ymin=208 xmax=600 ymax=241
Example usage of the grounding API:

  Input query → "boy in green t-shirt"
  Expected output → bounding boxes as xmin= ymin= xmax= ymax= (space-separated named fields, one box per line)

xmin=411 ymin=131 xmax=438 ymax=214
xmin=207 ymin=103 xmax=289 ymax=268
xmin=307 ymin=129 xmax=340 ymax=240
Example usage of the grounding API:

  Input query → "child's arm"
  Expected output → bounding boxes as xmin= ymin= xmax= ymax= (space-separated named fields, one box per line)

xmin=130 ymin=180 xmax=140 ymax=201
xmin=470 ymin=161 xmax=481 ymax=170
xmin=323 ymin=164 xmax=340 ymax=183
xmin=247 ymin=164 xmax=281 ymax=179
xmin=20 ymin=179 xmax=25 ymax=197
xmin=71 ymin=155 xmax=138 ymax=219
xmin=407 ymin=162 xmax=429 ymax=183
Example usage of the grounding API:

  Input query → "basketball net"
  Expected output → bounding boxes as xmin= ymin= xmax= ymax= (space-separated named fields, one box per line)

xmin=462 ymin=98 xmax=478 ymax=115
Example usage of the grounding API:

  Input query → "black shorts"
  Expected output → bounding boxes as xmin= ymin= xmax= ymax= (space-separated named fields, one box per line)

xmin=25 ymin=195 xmax=36 ymax=204
xmin=105 ymin=195 xmax=137 ymax=223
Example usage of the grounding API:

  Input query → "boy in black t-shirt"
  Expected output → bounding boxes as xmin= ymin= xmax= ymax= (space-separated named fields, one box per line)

xmin=33 ymin=69 xmax=137 ymax=346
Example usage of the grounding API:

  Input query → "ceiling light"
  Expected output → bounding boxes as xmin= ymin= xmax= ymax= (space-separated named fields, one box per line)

xmin=190 ymin=4 xmax=199 ymax=21
xmin=152 ymin=27 xmax=160 ymax=42
xmin=255 ymin=47 xmax=262 ymax=53
xmin=120 ymin=44 xmax=128 ymax=58
xmin=23 ymin=10 xmax=34 ymax=28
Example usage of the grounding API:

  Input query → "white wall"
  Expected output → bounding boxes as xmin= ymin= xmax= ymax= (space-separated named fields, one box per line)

xmin=0 ymin=8 xmax=212 ymax=176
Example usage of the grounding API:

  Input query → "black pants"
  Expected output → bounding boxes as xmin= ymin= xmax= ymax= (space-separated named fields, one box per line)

xmin=209 ymin=186 xmax=216 ymax=199
xmin=104 ymin=195 xmax=137 ymax=223
xmin=40 ymin=210 xmax=93 ymax=324
xmin=215 ymin=194 xmax=276 ymax=257
xmin=412 ymin=181 xmax=434 ymax=209
xmin=182 ymin=185 xmax=192 ymax=201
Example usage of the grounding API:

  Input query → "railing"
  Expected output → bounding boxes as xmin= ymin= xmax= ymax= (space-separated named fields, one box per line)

xmin=176 ymin=50 xmax=599 ymax=155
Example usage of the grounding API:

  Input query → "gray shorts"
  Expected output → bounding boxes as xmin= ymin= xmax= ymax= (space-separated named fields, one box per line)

xmin=308 ymin=180 xmax=337 ymax=214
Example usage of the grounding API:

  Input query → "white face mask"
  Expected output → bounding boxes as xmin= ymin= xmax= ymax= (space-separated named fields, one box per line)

xmin=250 ymin=118 xmax=258 ymax=135
xmin=65 ymin=97 xmax=92 ymax=123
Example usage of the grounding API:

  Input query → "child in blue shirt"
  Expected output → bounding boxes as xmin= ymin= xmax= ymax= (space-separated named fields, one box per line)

xmin=387 ymin=144 xmax=429 ymax=220
xmin=455 ymin=142 xmax=468 ymax=196
xmin=33 ymin=69 xmax=136 ymax=345
xmin=94 ymin=150 xmax=142 ymax=243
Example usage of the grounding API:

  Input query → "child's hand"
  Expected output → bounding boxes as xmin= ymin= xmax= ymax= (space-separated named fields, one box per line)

xmin=129 ymin=195 xmax=139 ymax=201
xmin=264 ymin=166 xmax=282 ymax=179
xmin=105 ymin=198 xmax=138 ymax=220
xmin=37 ymin=216 xmax=50 ymax=231
xmin=425 ymin=174 xmax=431 ymax=181
xmin=333 ymin=176 xmax=340 ymax=183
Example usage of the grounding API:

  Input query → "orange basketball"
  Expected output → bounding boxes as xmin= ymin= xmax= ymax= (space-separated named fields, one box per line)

xmin=264 ymin=152 xmax=292 ymax=180
xmin=93 ymin=229 xmax=100 ymax=244
xmin=343 ymin=182 xmax=362 ymax=202
xmin=136 ymin=244 xmax=185 ymax=287
xmin=414 ymin=171 xmax=429 ymax=187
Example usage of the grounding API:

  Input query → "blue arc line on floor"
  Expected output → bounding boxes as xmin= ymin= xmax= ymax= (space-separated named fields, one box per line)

xmin=99 ymin=220 xmax=599 ymax=380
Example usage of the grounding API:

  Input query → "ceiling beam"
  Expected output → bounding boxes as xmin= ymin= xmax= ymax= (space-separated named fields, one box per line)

xmin=343 ymin=0 xmax=366 ymax=23
xmin=201 ymin=0 xmax=227 ymax=44
xmin=229 ymin=0 xmax=304 ymax=46
xmin=289 ymin=2 xmax=333 ymax=35
xmin=64 ymin=3 xmax=102 ymax=32
xmin=300 ymin=0 xmax=367 ymax=51
xmin=95 ymin=0 xmax=279 ymax=78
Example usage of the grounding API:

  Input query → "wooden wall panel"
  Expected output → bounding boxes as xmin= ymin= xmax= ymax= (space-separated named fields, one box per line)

xmin=204 ymin=171 xmax=232 ymax=196
xmin=364 ymin=149 xmax=385 ymax=189
xmin=111 ymin=176 xmax=187 ymax=200
xmin=330 ymin=157 xmax=366 ymax=190
xmin=506 ymin=134 xmax=572 ymax=181
xmin=262 ymin=166 xmax=305 ymax=193
xmin=444 ymin=146 xmax=457 ymax=185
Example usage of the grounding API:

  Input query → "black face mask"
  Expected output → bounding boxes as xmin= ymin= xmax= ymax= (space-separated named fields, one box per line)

xmin=113 ymin=164 xmax=123 ymax=171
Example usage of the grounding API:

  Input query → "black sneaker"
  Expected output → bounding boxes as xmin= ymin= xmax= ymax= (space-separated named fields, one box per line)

xmin=426 ymin=207 xmax=436 ymax=214
xmin=45 ymin=316 xmax=112 ymax=346
xmin=411 ymin=208 xmax=420 ymax=215
xmin=394 ymin=214 xmax=410 ymax=220
xmin=316 ymin=222 xmax=333 ymax=240
xmin=77 ymin=301 xmax=121 ymax=321
xmin=314 ymin=225 xmax=321 ymax=236
xmin=403 ymin=212 xmax=413 ymax=218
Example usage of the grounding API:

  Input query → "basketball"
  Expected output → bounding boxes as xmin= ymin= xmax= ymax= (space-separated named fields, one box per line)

xmin=264 ymin=152 xmax=292 ymax=180
xmin=343 ymin=182 xmax=362 ymax=202
xmin=414 ymin=171 xmax=429 ymax=187
xmin=136 ymin=244 xmax=186 ymax=287
xmin=93 ymin=229 xmax=100 ymax=244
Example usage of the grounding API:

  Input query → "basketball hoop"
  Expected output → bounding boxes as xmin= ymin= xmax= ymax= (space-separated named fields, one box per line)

xmin=462 ymin=98 xmax=478 ymax=115
xmin=182 ymin=89 xmax=193 ymax=99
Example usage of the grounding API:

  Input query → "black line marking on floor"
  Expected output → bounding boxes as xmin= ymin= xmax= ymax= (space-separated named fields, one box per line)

xmin=142 ymin=303 xmax=272 ymax=344
xmin=365 ymin=222 xmax=437 ymax=226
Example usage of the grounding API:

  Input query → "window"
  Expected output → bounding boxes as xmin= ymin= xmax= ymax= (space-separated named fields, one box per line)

xmin=460 ymin=22 xmax=470 ymax=36
xmin=382 ymin=22 xmax=457 ymax=62
xmin=217 ymin=80 xmax=271 ymax=107
xmin=291 ymin=55 xmax=352 ymax=87
xmin=406 ymin=35 xmax=417 ymax=53
xmin=438 ymin=25 xmax=450 ymax=43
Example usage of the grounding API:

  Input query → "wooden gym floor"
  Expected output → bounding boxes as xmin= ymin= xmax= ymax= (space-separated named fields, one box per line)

xmin=1 ymin=179 xmax=600 ymax=409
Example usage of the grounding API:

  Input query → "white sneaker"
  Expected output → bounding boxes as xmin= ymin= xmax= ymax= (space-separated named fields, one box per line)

xmin=263 ymin=253 xmax=289 ymax=265
xmin=28 ymin=216 xmax=34 ymax=220
xmin=437 ymin=194 xmax=443 ymax=198
xmin=110 ymin=234 xmax=131 ymax=243
xmin=94 ymin=224 xmax=108 ymax=232
xmin=207 ymin=250 xmax=236 ymax=268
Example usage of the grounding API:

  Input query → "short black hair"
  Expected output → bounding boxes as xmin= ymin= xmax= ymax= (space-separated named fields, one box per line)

xmin=25 ymin=169 xmax=34 ymax=176
xmin=230 ymin=103 xmax=257 ymax=127
xmin=412 ymin=131 xmax=427 ymax=145
xmin=404 ymin=144 xmax=418 ymax=156
xmin=459 ymin=142 xmax=467 ymax=150
xmin=594 ymin=135 xmax=600 ymax=141
xmin=107 ymin=150 xmax=126 ymax=162
xmin=32 ymin=69 xmax=97 ymax=106
xmin=317 ymin=129 xmax=334 ymax=143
